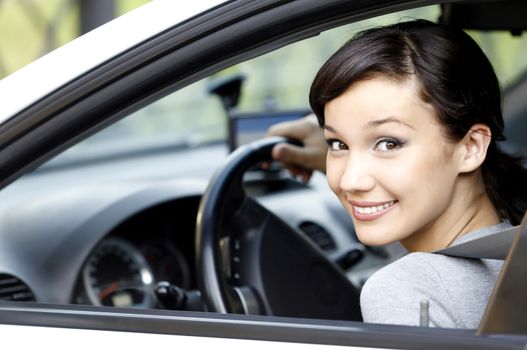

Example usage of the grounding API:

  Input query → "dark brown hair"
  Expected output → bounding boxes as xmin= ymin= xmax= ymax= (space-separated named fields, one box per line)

xmin=310 ymin=19 xmax=527 ymax=224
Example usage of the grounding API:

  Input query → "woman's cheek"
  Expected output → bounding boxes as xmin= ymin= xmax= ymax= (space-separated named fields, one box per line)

xmin=326 ymin=156 xmax=344 ymax=195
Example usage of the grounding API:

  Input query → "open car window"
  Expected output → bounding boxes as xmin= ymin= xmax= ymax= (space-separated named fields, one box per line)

xmin=5 ymin=0 xmax=527 ymax=314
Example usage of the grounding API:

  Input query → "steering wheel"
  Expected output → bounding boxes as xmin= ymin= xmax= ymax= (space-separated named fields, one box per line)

xmin=195 ymin=137 xmax=362 ymax=321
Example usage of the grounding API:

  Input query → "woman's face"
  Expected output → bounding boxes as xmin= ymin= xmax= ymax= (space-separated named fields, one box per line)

xmin=324 ymin=76 xmax=464 ymax=249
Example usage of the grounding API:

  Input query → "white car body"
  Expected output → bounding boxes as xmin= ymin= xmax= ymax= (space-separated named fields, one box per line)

xmin=0 ymin=324 xmax=383 ymax=349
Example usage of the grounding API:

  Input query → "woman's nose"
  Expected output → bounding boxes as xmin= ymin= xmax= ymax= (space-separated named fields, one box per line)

xmin=339 ymin=154 xmax=375 ymax=193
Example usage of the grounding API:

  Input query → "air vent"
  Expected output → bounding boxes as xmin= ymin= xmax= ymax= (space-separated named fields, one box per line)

xmin=0 ymin=273 xmax=35 ymax=302
xmin=298 ymin=221 xmax=336 ymax=252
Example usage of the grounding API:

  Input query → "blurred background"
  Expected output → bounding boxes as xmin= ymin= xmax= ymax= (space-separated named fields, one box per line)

xmin=0 ymin=0 xmax=149 ymax=79
xmin=2 ymin=1 xmax=526 ymax=162
xmin=2 ymin=1 xmax=525 ymax=105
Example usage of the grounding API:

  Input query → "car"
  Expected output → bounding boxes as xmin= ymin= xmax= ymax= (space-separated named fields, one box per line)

xmin=0 ymin=0 xmax=527 ymax=348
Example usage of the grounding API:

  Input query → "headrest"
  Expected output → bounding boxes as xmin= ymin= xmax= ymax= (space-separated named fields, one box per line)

xmin=440 ymin=0 xmax=526 ymax=36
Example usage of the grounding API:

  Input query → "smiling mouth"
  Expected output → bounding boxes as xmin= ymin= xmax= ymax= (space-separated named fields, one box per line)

xmin=350 ymin=200 xmax=397 ymax=217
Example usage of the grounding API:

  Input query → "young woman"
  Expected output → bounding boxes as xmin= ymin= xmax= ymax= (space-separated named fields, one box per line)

xmin=268 ymin=19 xmax=527 ymax=328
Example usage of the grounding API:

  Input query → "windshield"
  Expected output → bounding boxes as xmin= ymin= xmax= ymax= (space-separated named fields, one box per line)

xmin=44 ymin=4 xmax=527 ymax=168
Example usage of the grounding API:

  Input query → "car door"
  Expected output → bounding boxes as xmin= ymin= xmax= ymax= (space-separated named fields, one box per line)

xmin=0 ymin=1 xmax=526 ymax=349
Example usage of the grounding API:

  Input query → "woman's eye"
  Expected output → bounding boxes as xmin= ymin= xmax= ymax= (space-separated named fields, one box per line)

xmin=374 ymin=138 xmax=404 ymax=152
xmin=327 ymin=139 xmax=348 ymax=151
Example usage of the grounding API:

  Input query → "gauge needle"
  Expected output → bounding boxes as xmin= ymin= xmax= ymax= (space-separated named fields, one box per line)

xmin=99 ymin=282 xmax=119 ymax=301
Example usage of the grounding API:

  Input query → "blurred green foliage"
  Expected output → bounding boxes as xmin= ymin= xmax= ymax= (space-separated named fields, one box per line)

xmin=0 ymin=0 xmax=149 ymax=78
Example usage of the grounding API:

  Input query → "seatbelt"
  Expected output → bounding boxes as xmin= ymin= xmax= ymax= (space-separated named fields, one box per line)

xmin=434 ymin=225 xmax=518 ymax=260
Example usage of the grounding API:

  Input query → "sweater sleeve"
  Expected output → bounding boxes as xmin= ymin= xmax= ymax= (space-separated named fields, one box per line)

xmin=360 ymin=253 xmax=460 ymax=328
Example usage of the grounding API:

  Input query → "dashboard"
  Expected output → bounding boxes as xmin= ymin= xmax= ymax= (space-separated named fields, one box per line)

xmin=0 ymin=143 xmax=401 ymax=311
xmin=73 ymin=197 xmax=200 ymax=308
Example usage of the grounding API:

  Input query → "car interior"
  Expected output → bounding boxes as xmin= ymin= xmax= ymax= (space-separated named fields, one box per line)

xmin=0 ymin=0 xmax=526 ymax=338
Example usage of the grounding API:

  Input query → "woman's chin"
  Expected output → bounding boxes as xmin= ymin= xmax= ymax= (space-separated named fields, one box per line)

xmin=355 ymin=228 xmax=397 ymax=247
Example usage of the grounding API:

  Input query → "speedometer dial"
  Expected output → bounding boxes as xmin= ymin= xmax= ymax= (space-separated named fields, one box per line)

xmin=82 ymin=238 xmax=155 ymax=308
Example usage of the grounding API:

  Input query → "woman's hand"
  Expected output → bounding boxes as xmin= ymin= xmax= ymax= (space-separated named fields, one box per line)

xmin=266 ymin=114 xmax=327 ymax=182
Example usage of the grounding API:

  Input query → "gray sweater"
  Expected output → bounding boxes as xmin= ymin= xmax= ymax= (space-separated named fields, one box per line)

xmin=360 ymin=222 xmax=511 ymax=329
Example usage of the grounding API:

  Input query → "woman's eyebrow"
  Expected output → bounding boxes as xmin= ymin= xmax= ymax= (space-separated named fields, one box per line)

xmin=323 ymin=124 xmax=337 ymax=133
xmin=367 ymin=117 xmax=415 ymax=130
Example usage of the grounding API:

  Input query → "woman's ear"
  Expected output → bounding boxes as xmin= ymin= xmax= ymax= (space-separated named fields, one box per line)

xmin=458 ymin=123 xmax=492 ymax=173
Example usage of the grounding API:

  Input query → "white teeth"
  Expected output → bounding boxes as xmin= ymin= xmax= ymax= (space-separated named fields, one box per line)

xmin=353 ymin=201 xmax=396 ymax=214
